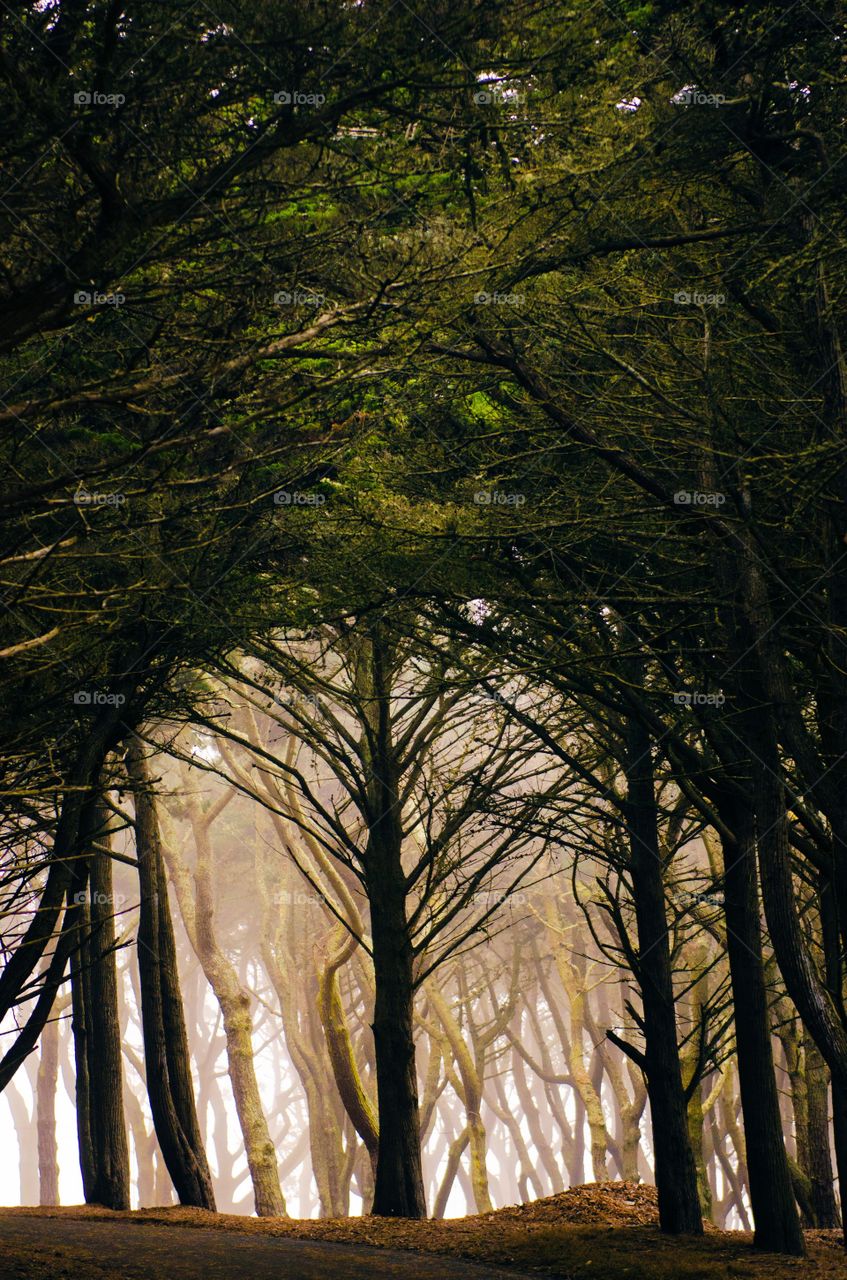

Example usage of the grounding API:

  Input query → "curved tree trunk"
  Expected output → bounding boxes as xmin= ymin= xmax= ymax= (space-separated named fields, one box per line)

xmin=552 ymin=941 xmax=608 ymax=1183
xmin=426 ymin=981 xmax=492 ymax=1213
xmin=318 ymin=943 xmax=379 ymax=1177
xmin=6 ymin=1081 xmax=39 ymax=1205
xmin=164 ymin=789 xmax=286 ymax=1218
xmin=127 ymin=740 xmax=216 ymax=1211
xmin=805 ymin=1037 xmax=840 ymax=1227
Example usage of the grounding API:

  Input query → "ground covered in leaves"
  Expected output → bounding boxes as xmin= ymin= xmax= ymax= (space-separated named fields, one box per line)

xmin=5 ymin=1182 xmax=847 ymax=1279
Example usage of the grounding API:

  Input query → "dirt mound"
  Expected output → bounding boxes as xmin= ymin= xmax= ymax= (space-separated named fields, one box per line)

xmin=477 ymin=1181 xmax=660 ymax=1228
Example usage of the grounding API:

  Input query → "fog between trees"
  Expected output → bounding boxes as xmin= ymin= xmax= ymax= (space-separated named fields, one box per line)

xmin=1 ymin=0 xmax=846 ymax=1262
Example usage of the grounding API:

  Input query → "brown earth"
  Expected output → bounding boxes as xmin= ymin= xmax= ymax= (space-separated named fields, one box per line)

xmin=3 ymin=1182 xmax=846 ymax=1279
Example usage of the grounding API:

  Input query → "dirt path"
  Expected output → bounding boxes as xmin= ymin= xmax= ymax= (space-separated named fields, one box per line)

xmin=0 ymin=1214 xmax=539 ymax=1280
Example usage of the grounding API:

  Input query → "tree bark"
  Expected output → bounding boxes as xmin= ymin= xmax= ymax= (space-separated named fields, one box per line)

xmin=716 ymin=799 xmax=804 ymax=1254
xmin=36 ymin=1015 xmax=61 ymax=1206
xmin=368 ymin=852 xmax=425 ymax=1217
xmin=127 ymin=739 xmax=216 ymax=1210
xmin=164 ymin=793 xmax=286 ymax=1217
xmin=622 ymin=713 xmax=702 ymax=1235
xmin=805 ymin=1037 xmax=840 ymax=1227
xmin=426 ymin=981 xmax=492 ymax=1213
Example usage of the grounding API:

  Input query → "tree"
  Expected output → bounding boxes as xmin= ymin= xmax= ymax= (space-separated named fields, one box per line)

xmin=195 ymin=615 xmax=582 ymax=1216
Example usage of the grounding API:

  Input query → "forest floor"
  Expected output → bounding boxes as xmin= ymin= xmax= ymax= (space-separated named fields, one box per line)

xmin=1 ymin=1182 xmax=846 ymax=1279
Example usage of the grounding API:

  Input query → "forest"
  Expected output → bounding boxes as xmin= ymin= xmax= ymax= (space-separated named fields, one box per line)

xmin=1 ymin=2 xmax=846 ymax=1277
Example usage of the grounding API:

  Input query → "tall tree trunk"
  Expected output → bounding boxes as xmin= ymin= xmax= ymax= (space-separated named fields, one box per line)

xmin=36 ymin=1016 xmax=60 ymax=1206
xmin=805 ymin=1037 xmax=840 ymax=1227
xmin=368 ymin=854 xmax=425 ymax=1217
xmin=716 ymin=798 xmax=804 ymax=1254
xmin=164 ymin=796 xmax=286 ymax=1217
xmin=364 ymin=641 xmax=425 ymax=1220
xmin=553 ymin=944 xmax=608 ymax=1183
xmin=622 ymin=713 xmax=702 ymax=1235
xmin=70 ymin=803 xmax=131 ymax=1209
xmin=5 ymin=1082 xmax=39 ymax=1204
xmin=70 ymin=895 xmax=97 ymax=1203
xmin=426 ymin=982 xmax=492 ymax=1213
xmin=318 ymin=944 xmax=379 ymax=1179
xmin=127 ymin=740 xmax=216 ymax=1210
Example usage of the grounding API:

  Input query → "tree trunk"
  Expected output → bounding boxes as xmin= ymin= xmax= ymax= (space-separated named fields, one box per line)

xmin=36 ymin=1016 xmax=60 ymax=1206
xmin=368 ymin=863 xmax=425 ymax=1217
xmin=165 ymin=798 xmax=286 ymax=1217
xmin=623 ymin=713 xmax=702 ymax=1235
xmin=364 ymin=653 xmax=425 ymax=1220
xmin=554 ymin=946 xmax=608 ymax=1183
xmin=85 ymin=808 xmax=131 ymax=1208
xmin=5 ymin=1082 xmax=39 ymax=1204
xmin=426 ymin=981 xmax=492 ymax=1213
xmin=318 ymin=953 xmax=379 ymax=1178
xmin=70 ymin=895 xmax=97 ymax=1203
xmin=127 ymin=740 xmax=216 ymax=1210
xmin=805 ymin=1038 xmax=840 ymax=1227
xmin=716 ymin=799 xmax=804 ymax=1254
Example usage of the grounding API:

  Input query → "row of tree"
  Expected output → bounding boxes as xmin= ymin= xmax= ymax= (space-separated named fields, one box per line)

xmin=3 ymin=733 xmax=836 ymax=1233
xmin=1 ymin=0 xmax=845 ymax=1259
